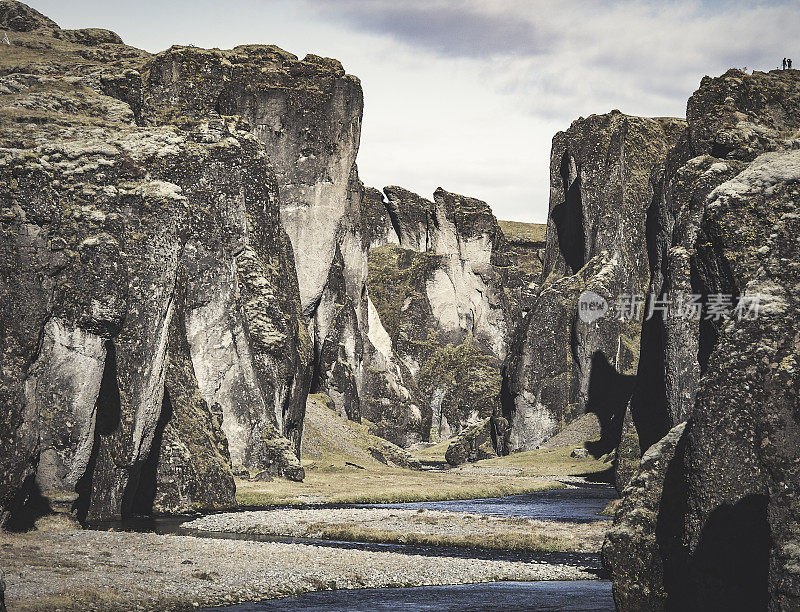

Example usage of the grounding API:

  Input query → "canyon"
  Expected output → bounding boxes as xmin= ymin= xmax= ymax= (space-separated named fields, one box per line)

xmin=0 ymin=2 xmax=798 ymax=611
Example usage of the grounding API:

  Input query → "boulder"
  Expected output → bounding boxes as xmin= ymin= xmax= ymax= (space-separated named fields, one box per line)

xmin=445 ymin=418 xmax=501 ymax=466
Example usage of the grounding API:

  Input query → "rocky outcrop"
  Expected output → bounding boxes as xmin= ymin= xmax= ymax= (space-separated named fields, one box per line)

xmin=497 ymin=220 xmax=546 ymax=315
xmin=502 ymin=112 xmax=686 ymax=454
xmin=361 ymin=187 xmax=521 ymax=449
xmin=602 ymin=422 xmax=686 ymax=611
xmin=0 ymin=1 xmax=369 ymax=522
xmin=602 ymin=69 xmax=800 ymax=611
xmin=0 ymin=1 xmax=540 ymax=524
xmin=137 ymin=43 xmax=373 ymax=427
xmin=132 ymin=42 xmax=365 ymax=429
xmin=444 ymin=418 xmax=500 ymax=466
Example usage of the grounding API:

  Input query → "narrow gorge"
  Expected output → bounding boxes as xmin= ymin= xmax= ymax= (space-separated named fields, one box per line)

xmin=0 ymin=2 xmax=797 ymax=611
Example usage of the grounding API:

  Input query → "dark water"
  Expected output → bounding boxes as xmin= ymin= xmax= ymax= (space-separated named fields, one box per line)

xmin=202 ymin=580 xmax=615 ymax=611
xmin=362 ymin=481 xmax=616 ymax=523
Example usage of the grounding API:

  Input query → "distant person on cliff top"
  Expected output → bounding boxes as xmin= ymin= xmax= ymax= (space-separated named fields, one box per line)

xmin=789 ymin=58 xmax=793 ymax=69
xmin=784 ymin=58 xmax=788 ymax=69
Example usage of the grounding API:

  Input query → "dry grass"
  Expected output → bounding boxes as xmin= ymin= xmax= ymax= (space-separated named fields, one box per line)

xmin=411 ymin=439 xmax=451 ymax=463
xmin=11 ymin=587 xmax=188 ymax=612
xmin=235 ymin=468 xmax=564 ymax=506
xmin=475 ymin=446 xmax=610 ymax=477
xmin=497 ymin=219 xmax=547 ymax=242
xmin=237 ymin=441 xmax=609 ymax=506
xmin=303 ymin=524 xmax=585 ymax=553
xmin=240 ymin=396 xmax=611 ymax=507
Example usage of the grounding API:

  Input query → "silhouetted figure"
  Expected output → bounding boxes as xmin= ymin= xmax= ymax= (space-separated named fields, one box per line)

xmin=789 ymin=58 xmax=793 ymax=69
xmin=784 ymin=58 xmax=788 ymax=70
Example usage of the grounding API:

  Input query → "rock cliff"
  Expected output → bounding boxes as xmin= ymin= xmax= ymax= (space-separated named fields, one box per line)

xmin=502 ymin=112 xmax=685 ymax=454
xmin=0 ymin=1 xmax=542 ymax=524
xmin=362 ymin=187 xmax=524 ymax=450
xmin=600 ymin=69 xmax=800 ymax=610
xmin=0 ymin=1 xmax=352 ymax=522
xmin=133 ymin=43 xmax=370 ymax=427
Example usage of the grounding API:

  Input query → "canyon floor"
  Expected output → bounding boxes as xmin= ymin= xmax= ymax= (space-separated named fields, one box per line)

xmin=1 ymin=441 xmax=612 ymax=612
xmin=0 ymin=527 xmax=600 ymax=611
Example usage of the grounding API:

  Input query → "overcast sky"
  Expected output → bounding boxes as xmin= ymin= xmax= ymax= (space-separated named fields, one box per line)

xmin=32 ymin=0 xmax=799 ymax=222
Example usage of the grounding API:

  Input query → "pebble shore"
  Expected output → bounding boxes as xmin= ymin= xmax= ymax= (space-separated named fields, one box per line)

xmin=1 ymin=529 xmax=598 ymax=611
xmin=185 ymin=507 xmax=607 ymax=552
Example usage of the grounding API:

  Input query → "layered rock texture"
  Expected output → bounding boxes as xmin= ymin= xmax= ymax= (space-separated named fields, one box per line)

xmin=596 ymin=69 xmax=800 ymax=610
xmin=0 ymin=1 xmax=546 ymax=524
xmin=361 ymin=187 xmax=538 ymax=451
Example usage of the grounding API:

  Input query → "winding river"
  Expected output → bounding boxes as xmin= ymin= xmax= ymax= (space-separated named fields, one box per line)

xmin=92 ymin=481 xmax=617 ymax=611
xmin=205 ymin=580 xmax=615 ymax=611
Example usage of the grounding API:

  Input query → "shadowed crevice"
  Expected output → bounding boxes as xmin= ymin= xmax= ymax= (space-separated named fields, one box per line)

xmin=629 ymin=310 xmax=672 ymax=451
xmin=74 ymin=340 xmax=121 ymax=521
xmin=3 ymin=474 xmax=50 ymax=532
xmin=681 ymin=494 xmax=770 ymax=610
xmin=552 ymin=150 xmax=585 ymax=274
xmin=584 ymin=352 xmax=636 ymax=457
xmin=126 ymin=388 xmax=173 ymax=517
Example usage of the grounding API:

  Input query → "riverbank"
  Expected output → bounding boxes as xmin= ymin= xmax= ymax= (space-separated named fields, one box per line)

xmin=1 ymin=410 xmax=613 ymax=611
xmin=0 ymin=529 xmax=599 ymax=611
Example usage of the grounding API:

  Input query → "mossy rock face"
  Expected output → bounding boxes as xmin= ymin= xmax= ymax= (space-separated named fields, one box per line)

xmin=0 ymin=0 xmax=59 ymax=33
xmin=0 ymin=4 xmax=313 ymax=521
xmin=362 ymin=183 xmax=534 ymax=451
xmin=603 ymin=69 xmax=800 ymax=611
xmin=687 ymin=68 xmax=800 ymax=161
xmin=503 ymin=111 xmax=686 ymax=456
xmin=602 ymin=422 xmax=687 ymax=612
xmin=150 ymin=273 xmax=236 ymax=515
xmin=497 ymin=219 xmax=546 ymax=308
xmin=367 ymin=244 xmax=436 ymax=342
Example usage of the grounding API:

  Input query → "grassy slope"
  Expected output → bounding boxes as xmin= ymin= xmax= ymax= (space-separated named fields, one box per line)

xmin=237 ymin=401 xmax=609 ymax=506
xmin=497 ymin=219 xmax=547 ymax=243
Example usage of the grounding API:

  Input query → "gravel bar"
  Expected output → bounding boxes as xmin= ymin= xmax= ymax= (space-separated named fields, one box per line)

xmin=1 ymin=529 xmax=598 ymax=611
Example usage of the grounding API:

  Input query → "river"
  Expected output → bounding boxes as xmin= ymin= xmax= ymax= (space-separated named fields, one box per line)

xmin=203 ymin=580 xmax=615 ymax=611
xmin=91 ymin=481 xmax=617 ymax=611
xmin=361 ymin=480 xmax=617 ymax=522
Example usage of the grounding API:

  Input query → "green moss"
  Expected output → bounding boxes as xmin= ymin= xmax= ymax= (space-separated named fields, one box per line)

xmin=366 ymin=244 xmax=438 ymax=340
xmin=417 ymin=334 xmax=501 ymax=407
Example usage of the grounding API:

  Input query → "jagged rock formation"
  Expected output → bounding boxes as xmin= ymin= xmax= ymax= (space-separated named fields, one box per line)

xmin=0 ymin=1 xmax=362 ymax=522
xmin=602 ymin=422 xmax=687 ymax=609
xmin=502 ymin=112 xmax=685 ymax=454
xmin=444 ymin=418 xmax=498 ymax=466
xmin=0 ymin=1 xmax=542 ymax=524
xmin=130 ymin=41 xmax=371 ymax=427
xmin=599 ymin=69 xmax=800 ymax=611
xmin=361 ymin=187 xmax=523 ymax=449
